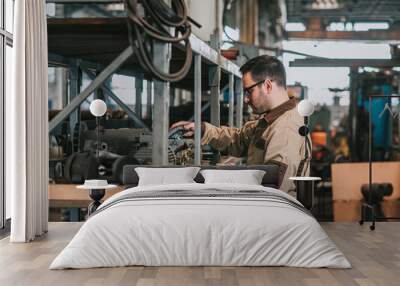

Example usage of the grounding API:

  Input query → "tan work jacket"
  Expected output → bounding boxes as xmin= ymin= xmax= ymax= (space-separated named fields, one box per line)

xmin=201 ymin=98 xmax=311 ymax=195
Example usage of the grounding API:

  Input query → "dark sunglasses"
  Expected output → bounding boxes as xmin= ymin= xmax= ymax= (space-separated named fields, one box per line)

xmin=243 ymin=79 xmax=266 ymax=97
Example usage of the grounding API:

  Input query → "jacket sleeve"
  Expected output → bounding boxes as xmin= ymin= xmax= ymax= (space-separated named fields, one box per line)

xmin=201 ymin=121 xmax=255 ymax=157
xmin=263 ymin=125 xmax=309 ymax=195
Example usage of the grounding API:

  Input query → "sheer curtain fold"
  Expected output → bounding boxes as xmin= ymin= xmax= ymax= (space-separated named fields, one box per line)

xmin=9 ymin=0 xmax=48 ymax=242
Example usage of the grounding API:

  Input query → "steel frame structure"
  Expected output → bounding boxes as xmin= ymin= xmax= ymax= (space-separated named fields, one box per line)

xmin=46 ymin=0 xmax=243 ymax=165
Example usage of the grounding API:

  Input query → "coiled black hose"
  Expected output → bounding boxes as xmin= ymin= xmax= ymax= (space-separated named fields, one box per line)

xmin=125 ymin=0 xmax=192 ymax=82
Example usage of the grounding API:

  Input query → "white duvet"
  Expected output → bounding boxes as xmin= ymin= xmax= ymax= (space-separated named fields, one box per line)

xmin=50 ymin=183 xmax=351 ymax=269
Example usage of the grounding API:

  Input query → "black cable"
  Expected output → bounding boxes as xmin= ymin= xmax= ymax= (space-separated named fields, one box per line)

xmin=125 ymin=0 xmax=192 ymax=82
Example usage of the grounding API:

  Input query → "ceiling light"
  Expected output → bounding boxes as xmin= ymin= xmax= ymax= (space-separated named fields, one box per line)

xmin=307 ymin=0 xmax=343 ymax=10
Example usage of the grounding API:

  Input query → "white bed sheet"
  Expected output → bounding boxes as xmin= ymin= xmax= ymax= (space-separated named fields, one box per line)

xmin=50 ymin=183 xmax=351 ymax=269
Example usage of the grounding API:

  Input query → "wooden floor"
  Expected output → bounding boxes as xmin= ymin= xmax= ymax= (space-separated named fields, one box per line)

xmin=0 ymin=222 xmax=399 ymax=286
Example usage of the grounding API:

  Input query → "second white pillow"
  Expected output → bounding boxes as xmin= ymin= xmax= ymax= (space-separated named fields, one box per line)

xmin=135 ymin=167 xmax=200 ymax=186
xmin=200 ymin=169 xmax=266 ymax=185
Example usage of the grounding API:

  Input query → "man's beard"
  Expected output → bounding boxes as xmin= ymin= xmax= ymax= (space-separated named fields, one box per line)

xmin=250 ymin=89 xmax=267 ymax=114
xmin=251 ymin=105 xmax=264 ymax=115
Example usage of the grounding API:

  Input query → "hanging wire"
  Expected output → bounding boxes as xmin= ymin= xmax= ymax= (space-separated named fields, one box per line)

xmin=125 ymin=0 xmax=193 ymax=82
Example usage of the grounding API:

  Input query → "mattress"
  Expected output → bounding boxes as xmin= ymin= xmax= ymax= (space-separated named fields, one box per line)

xmin=50 ymin=183 xmax=351 ymax=269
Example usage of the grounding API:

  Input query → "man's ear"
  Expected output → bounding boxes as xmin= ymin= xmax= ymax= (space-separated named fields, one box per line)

xmin=264 ymin=79 xmax=273 ymax=94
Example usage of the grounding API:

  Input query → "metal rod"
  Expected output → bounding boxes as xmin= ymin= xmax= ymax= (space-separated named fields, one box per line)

xmin=49 ymin=46 xmax=134 ymax=132
xmin=369 ymin=95 xmax=400 ymax=98
xmin=96 ymin=116 xmax=100 ymax=163
xmin=69 ymin=61 xmax=80 ymax=151
xmin=146 ymin=81 xmax=153 ymax=120
xmin=135 ymin=76 xmax=143 ymax=119
xmin=194 ymin=54 xmax=202 ymax=165
xmin=369 ymin=96 xmax=372 ymax=222
xmin=228 ymin=74 xmax=234 ymax=127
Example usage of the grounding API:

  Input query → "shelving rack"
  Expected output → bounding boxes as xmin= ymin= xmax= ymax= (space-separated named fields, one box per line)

xmin=46 ymin=0 xmax=244 ymax=165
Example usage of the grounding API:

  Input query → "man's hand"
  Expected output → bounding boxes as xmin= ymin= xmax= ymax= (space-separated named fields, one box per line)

xmin=169 ymin=121 xmax=204 ymax=138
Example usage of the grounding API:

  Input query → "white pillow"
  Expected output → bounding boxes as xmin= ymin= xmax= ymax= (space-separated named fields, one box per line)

xmin=135 ymin=167 xmax=200 ymax=186
xmin=200 ymin=169 xmax=266 ymax=185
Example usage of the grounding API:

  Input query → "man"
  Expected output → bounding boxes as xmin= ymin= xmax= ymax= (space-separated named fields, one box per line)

xmin=170 ymin=55 xmax=310 ymax=195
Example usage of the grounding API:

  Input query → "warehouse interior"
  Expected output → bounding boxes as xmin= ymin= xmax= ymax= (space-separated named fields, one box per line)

xmin=1 ymin=0 xmax=400 ymax=285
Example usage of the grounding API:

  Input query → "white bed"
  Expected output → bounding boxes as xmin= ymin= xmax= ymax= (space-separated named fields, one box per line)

xmin=50 ymin=183 xmax=351 ymax=269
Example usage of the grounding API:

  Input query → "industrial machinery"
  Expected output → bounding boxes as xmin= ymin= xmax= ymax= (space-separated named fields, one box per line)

xmin=49 ymin=115 xmax=200 ymax=184
xmin=351 ymin=70 xmax=400 ymax=162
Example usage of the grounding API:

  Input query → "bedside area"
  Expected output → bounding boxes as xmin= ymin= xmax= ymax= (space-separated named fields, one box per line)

xmin=48 ymin=184 xmax=124 ymax=221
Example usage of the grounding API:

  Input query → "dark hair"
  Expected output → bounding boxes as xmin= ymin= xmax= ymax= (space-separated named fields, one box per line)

xmin=239 ymin=55 xmax=286 ymax=88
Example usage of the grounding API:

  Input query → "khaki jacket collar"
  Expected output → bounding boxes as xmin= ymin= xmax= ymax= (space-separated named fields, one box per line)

xmin=262 ymin=97 xmax=297 ymax=124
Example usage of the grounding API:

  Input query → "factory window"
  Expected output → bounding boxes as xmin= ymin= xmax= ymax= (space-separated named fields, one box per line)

xmin=1 ymin=0 xmax=14 ymax=232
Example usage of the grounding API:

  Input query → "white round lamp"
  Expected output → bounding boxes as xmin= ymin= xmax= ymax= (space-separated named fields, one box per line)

xmin=297 ymin=99 xmax=315 ymax=117
xmin=90 ymin=99 xmax=107 ymax=117
xmin=297 ymin=98 xmax=314 ymax=175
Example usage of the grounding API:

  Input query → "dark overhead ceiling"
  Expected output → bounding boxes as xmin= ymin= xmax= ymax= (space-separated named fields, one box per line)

xmin=286 ymin=0 xmax=400 ymax=24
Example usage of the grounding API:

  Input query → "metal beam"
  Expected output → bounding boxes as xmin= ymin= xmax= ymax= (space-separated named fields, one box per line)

xmin=152 ymin=0 xmax=171 ymax=165
xmin=68 ymin=61 xmax=80 ymax=151
xmin=83 ymin=68 xmax=150 ymax=131
xmin=135 ymin=75 xmax=143 ymax=119
xmin=209 ymin=65 xmax=221 ymax=127
xmin=194 ymin=54 xmax=202 ymax=165
xmin=49 ymin=46 xmax=133 ymax=132
xmin=48 ymin=52 xmax=143 ymax=79
xmin=290 ymin=58 xmax=400 ymax=68
xmin=228 ymin=74 xmax=234 ymax=127
xmin=209 ymin=32 xmax=221 ymax=127
xmin=349 ymin=67 xmax=358 ymax=161
xmin=288 ymin=29 xmax=400 ymax=42
xmin=146 ymin=80 xmax=152 ymax=120
xmin=235 ymin=78 xmax=243 ymax=128
xmin=187 ymin=34 xmax=241 ymax=77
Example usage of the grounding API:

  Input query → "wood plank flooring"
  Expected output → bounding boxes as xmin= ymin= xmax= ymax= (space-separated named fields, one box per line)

xmin=0 ymin=222 xmax=399 ymax=286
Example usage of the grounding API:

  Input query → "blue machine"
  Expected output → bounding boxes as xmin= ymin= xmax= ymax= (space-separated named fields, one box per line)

xmin=358 ymin=80 xmax=392 ymax=153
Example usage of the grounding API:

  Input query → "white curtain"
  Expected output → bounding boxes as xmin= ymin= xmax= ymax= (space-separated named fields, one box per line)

xmin=7 ymin=0 xmax=49 ymax=242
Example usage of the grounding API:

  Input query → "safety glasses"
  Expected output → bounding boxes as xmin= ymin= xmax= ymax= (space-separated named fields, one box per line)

xmin=243 ymin=79 xmax=266 ymax=97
